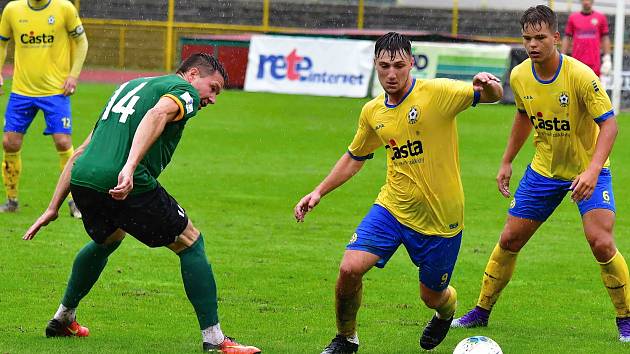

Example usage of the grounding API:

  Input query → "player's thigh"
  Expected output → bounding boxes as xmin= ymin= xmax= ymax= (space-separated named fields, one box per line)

xmin=118 ymin=184 xmax=189 ymax=248
xmin=346 ymin=204 xmax=405 ymax=270
xmin=70 ymin=184 xmax=119 ymax=244
xmin=35 ymin=95 xmax=72 ymax=135
xmin=403 ymin=230 xmax=462 ymax=292
xmin=4 ymin=93 xmax=38 ymax=135
xmin=339 ymin=250 xmax=381 ymax=278
xmin=166 ymin=219 xmax=200 ymax=254
xmin=582 ymin=209 xmax=616 ymax=261
xmin=509 ymin=165 xmax=568 ymax=222
xmin=498 ymin=215 xmax=543 ymax=252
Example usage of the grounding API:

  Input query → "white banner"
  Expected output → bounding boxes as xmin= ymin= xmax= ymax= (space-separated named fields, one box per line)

xmin=245 ymin=35 xmax=374 ymax=98
xmin=371 ymin=42 xmax=512 ymax=97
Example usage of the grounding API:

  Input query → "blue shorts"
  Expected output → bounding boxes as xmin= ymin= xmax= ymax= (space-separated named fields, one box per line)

xmin=509 ymin=165 xmax=615 ymax=222
xmin=4 ymin=93 xmax=72 ymax=135
xmin=347 ymin=204 xmax=462 ymax=291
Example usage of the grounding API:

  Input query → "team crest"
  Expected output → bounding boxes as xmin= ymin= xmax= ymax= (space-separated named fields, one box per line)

xmin=558 ymin=92 xmax=569 ymax=107
xmin=407 ymin=105 xmax=419 ymax=124
xmin=591 ymin=18 xmax=598 ymax=26
xmin=48 ymin=16 xmax=55 ymax=25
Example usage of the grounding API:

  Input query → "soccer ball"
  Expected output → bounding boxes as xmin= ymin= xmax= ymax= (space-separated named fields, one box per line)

xmin=453 ymin=336 xmax=503 ymax=354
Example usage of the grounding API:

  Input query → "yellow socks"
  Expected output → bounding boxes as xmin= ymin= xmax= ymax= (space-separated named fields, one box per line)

xmin=600 ymin=251 xmax=630 ymax=318
xmin=2 ymin=150 xmax=21 ymax=200
xmin=477 ymin=243 xmax=519 ymax=310
xmin=436 ymin=285 xmax=457 ymax=319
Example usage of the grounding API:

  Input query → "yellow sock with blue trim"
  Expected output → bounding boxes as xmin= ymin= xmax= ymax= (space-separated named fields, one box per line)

xmin=477 ymin=243 xmax=519 ymax=311
xmin=600 ymin=251 xmax=630 ymax=318
xmin=2 ymin=150 xmax=21 ymax=200
xmin=436 ymin=285 xmax=457 ymax=319
xmin=58 ymin=147 xmax=74 ymax=199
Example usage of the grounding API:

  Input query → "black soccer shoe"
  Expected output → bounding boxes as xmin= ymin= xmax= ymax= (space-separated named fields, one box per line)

xmin=420 ymin=314 xmax=453 ymax=350
xmin=320 ymin=334 xmax=359 ymax=354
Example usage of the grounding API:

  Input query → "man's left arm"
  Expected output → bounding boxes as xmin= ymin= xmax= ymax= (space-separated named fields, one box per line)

xmin=108 ymin=96 xmax=182 ymax=200
xmin=570 ymin=117 xmax=617 ymax=202
xmin=600 ymin=14 xmax=612 ymax=76
xmin=473 ymin=72 xmax=503 ymax=103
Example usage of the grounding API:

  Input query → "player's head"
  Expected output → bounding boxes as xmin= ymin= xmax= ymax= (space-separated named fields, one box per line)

xmin=374 ymin=32 xmax=414 ymax=95
xmin=581 ymin=0 xmax=594 ymax=13
xmin=177 ymin=53 xmax=227 ymax=109
xmin=520 ymin=5 xmax=560 ymax=64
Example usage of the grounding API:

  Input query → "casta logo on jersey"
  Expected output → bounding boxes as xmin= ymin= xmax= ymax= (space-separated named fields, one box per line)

xmin=530 ymin=111 xmax=570 ymax=131
xmin=385 ymin=138 xmax=423 ymax=160
xmin=20 ymin=31 xmax=54 ymax=44
xmin=256 ymin=49 xmax=365 ymax=85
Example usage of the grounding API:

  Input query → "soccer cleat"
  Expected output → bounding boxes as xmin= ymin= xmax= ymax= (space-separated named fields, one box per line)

xmin=68 ymin=199 xmax=82 ymax=219
xmin=617 ymin=317 xmax=630 ymax=343
xmin=420 ymin=314 xmax=453 ymax=350
xmin=203 ymin=336 xmax=261 ymax=353
xmin=45 ymin=318 xmax=89 ymax=337
xmin=320 ymin=334 xmax=359 ymax=354
xmin=451 ymin=306 xmax=490 ymax=328
xmin=0 ymin=198 xmax=18 ymax=213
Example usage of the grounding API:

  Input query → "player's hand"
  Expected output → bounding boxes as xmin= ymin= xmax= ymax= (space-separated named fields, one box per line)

xmin=0 ymin=74 xmax=4 ymax=95
xmin=109 ymin=165 xmax=134 ymax=200
xmin=496 ymin=162 xmax=512 ymax=198
xmin=600 ymin=54 xmax=612 ymax=76
xmin=62 ymin=76 xmax=78 ymax=96
xmin=570 ymin=167 xmax=599 ymax=202
xmin=294 ymin=191 xmax=322 ymax=222
xmin=23 ymin=208 xmax=59 ymax=240
xmin=473 ymin=72 xmax=501 ymax=91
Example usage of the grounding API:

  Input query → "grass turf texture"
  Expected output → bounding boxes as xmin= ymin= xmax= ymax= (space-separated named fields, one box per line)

xmin=1 ymin=83 xmax=629 ymax=353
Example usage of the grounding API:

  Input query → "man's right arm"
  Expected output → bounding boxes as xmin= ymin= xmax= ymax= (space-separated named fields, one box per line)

xmin=497 ymin=110 xmax=532 ymax=198
xmin=294 ymin=152 xmax=365 ymax=222
xmin=23 ymin=131 xmax=93 ymax=240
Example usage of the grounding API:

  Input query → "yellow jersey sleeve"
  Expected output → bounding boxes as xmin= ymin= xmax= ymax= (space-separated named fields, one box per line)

xmin=63 ymin=1 xmax=83 ymax=37
xmin=0 ymin=3 xmax=14 ymax=40
xmin=579 ymin=68 xmax=614 ymax=122
xmin=431 ymin=79 xmax=476 ymax=115
xmin=510 ymin=70 xmax=526 ymax=112
xmin=347 ymin=101 xmax=382 ymax=160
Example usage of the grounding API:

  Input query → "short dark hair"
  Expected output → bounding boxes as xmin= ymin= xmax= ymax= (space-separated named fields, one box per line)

xmin=520 ymin=5 xmax=558 ymax=32
xmin=374 ymin=32 xmax=411 ymax=60
xmin=177 ymin=53 xmax=228 ymax=85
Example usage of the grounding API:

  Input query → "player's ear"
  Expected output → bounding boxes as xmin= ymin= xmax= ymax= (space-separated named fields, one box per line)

xmin=188 ymin=67 xmax=200 ymax=78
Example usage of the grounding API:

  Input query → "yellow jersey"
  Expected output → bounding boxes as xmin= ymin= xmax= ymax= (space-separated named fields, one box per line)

xmin=0 ymin=0 xmax=84 ymax=96
xmin=348 ymin=78 xmax=478 ymax=237
xmin=510 ymin=54 xmax=614 ymax=180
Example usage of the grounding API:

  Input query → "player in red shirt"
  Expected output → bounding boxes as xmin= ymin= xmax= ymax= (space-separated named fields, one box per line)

xmin=561 ymin=0 xmax=611 ymax=77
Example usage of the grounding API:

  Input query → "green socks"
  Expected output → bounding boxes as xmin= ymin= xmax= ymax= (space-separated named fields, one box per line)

xmin=62 ymin=240 xmax=122 ymax=308
xmin=178 ymin=234 xmax=219 ymax=329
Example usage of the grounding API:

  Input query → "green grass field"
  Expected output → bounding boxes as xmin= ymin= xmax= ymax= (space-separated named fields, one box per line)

xmin=1 ymin=83 xmax=630 ymax=353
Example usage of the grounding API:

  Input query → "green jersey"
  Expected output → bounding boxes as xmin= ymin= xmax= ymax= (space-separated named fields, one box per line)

xmin=71 ymin=75 xmax=201 ymax=194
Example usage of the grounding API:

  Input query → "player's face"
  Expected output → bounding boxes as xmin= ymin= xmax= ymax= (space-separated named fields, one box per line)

xmin=190 ymin=70 xmax=225 ymax=109
xmin=374 ymin=50 xmax=413 ymax=95
xmin=522 ymin=22 xmax=560 ymax=64
xmin=582 ymin=0 xmax=593 ymax=12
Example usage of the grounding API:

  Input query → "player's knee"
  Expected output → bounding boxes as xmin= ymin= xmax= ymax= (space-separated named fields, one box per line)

xmin=587 ymin=235 xmax=616 ymax=261
xmin=499 ymin=231 xmax=526 ymax=252
xmin=53 ymin=134 xmax=72 ymax=151
xmin=167 ymin=220 xmax=200 ymax=253
xmin=338 ymin=263 xmax=363 ymax=282
xmin=420 ymin=288 xmax=446 ymax=309
xmin=2 ymin=134 xmax=22 ymax=152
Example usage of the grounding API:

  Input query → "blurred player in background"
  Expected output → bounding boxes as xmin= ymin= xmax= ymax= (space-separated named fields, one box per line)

xmin=453 ymin=5 xmax=630 ymax=343
xmin=294 ymin=32 xmax=503 ymax=353
xmin=561 ymin=0 xmax=611 ymax=78
xmin=0 ymin=0 xmax=87 ymax=217
xmin=23 ymin=53 xmax=261 ymax=353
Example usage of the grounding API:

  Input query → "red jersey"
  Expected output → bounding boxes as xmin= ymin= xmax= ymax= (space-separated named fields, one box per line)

xmin=565 ymin=10 xmax=609 ymax=75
